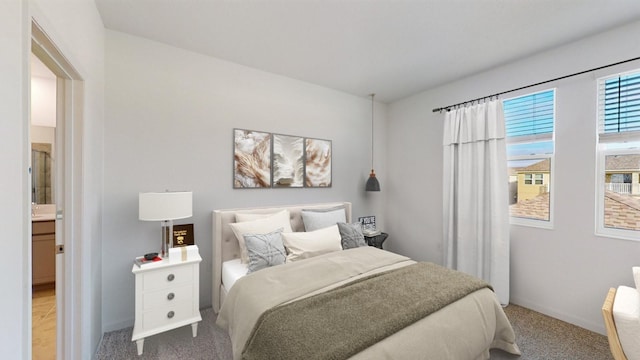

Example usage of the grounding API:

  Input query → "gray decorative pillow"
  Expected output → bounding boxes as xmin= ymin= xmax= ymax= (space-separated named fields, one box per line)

xmin=301 ymin=206 xmax=346 ymax=231
xmin=337 ymin=222 xmax=367 ymax=249
xmin=243 ymin=228 xmax=286 ymax=274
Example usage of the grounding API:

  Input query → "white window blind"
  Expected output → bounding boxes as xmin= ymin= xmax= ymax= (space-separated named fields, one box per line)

xmin=504 ymin=89 xmax=555 ymax=143
xmin=598 ymin=70 xmax=640 ymax=139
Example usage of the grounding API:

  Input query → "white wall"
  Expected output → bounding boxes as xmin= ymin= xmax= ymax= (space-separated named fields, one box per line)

xmin=0 ymin=1 xmax=30 ymax=358
xmin=31 ymin=76 xmax=56 ymax=127
xmin=102 ymin=30 xmax=387 ymax=331
xmin=387 ymin=20 xmax=640 ymax=335
xmin=31 ymin=125 xmax=55 ymax=145
xmin=0 ymin=0 xmax=104 ymax=359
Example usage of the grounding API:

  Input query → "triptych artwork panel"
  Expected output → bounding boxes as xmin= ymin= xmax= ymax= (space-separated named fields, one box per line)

xmin=233 ymin=129 xmax=332 ymax=189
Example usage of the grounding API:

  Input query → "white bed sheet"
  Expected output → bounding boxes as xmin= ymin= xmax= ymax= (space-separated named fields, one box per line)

xmin=222 ymin=258 xmax=248 ymax=291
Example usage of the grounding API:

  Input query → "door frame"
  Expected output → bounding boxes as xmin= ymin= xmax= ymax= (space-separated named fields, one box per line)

xmin=30 ymin=19 xmax=84 ymax=360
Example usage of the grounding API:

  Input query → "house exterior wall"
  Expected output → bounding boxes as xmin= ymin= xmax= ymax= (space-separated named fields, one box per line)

xmin=605 ymin=172 xmax=640 ymax=195
xmin=605 ymin=172 xmax=640 ymax=182
xmin=517 ymin=172 xmax=550 ymax=202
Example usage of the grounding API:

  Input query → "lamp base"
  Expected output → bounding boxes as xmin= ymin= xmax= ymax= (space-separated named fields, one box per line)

xmin=161 ymin=220 xmax=174 ymax=257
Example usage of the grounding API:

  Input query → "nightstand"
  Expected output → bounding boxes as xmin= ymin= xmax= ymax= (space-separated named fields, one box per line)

xmin=131 ymin=252 xmax=202 ymax=355
xmin=364 ymin=232 xmax=388 ymax=249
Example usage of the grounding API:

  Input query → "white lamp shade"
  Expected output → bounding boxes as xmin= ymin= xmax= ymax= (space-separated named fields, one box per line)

xmin=139 ymin=191 xmax=193 ymax=221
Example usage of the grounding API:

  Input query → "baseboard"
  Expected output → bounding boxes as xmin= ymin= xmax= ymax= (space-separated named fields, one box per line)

xmin=103 ymin=318 xmax=134 ymax=333
xmin=510 ymin=296 xmax=606 ymax=335
xmin=92 ymin=333 xmax=104 ymax=360
xmin=32 ymin=282 xmax=55 ymax=292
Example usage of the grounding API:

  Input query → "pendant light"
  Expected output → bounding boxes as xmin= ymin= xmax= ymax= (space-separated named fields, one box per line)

xmin=366 ymin=93 xmax=380 ymax=191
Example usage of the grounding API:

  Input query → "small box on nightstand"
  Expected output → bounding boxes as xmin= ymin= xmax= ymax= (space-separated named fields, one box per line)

xmin=169 ymin=244 xmax=199 ymax=263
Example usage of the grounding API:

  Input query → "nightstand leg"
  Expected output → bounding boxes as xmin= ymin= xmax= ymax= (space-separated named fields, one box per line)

xmin=136 ymin=339 xmax=144 ymax=355
xmin=191 ymin=322 xmax=198 ymax=337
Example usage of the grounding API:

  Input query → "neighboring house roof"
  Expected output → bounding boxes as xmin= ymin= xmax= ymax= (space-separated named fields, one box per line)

xmin=517 ymin=159 xmax=550 ymax=173
xmin=509 ymin=190 xmax=640 ymax=230
xmin=605 ymin=154 xmax=640 ymax=172
xmin=604 ymin=190 xmax=640 ymax=230
xmin=509 ymin=192 xmax=549 ymax=220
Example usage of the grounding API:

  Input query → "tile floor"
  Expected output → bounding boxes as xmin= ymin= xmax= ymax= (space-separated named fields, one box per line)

xmin=33 ymin=288 xmax=56 ymax=360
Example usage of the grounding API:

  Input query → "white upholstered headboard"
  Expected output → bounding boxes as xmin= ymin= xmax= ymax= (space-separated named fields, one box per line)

xmin=212 ymin=202 xmax=352 ymax=312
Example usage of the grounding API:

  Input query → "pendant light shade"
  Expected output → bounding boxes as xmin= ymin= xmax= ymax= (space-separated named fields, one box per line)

xmin=366 ymin=170 xmax=380 ymax=191
xmin=366 ymin=94 xmax=380 ymax=191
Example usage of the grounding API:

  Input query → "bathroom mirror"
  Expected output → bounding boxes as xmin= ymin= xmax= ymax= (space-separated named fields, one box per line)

xmin=31 ymin=142 xmax=53 ymax=204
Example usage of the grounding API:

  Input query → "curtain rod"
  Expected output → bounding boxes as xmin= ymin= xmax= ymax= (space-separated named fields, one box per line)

xmin=431 ymin=55 xmax=640 ymax=113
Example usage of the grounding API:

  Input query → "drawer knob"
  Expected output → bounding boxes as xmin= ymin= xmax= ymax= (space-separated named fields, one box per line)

xmin=167 ymin=274 xmax=175 ymax=281
xmin=167 ymin=311 xmax=175 ymax=319
xmin=167 ymin=292 xmax=175 ymax=300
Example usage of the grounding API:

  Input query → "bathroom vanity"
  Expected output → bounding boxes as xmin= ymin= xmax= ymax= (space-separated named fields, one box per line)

xmin=32 ymin=218 xmax=55 ymax=286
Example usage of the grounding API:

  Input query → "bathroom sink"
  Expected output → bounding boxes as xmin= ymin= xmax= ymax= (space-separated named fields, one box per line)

xmin=31 ymin=204 xmax=56 ymax=221
xmin=32 ymin=214 xmax=55 ymax=221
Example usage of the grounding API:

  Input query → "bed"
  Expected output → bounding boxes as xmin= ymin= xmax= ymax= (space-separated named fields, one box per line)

xmin=212 ymin=202 xmax=520 ymax=360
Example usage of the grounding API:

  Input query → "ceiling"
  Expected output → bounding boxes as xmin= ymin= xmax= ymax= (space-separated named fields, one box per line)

xmin=95 ymin=0 xmax=640 ymax=103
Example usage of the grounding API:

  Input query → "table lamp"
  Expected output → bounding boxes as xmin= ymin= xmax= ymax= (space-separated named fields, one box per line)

xmin=139 ymin=191 xmax=193 ymax=257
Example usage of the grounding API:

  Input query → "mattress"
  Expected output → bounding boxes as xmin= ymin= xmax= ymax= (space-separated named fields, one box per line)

xmin=222 ymin=258 xmax=247 ymax=291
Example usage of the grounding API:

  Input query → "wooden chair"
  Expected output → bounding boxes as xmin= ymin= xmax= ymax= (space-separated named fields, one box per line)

xmin=602 ymin=287 xmax=628 ymax=360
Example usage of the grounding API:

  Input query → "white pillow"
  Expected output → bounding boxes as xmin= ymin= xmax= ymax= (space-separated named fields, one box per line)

xmin=301 ymin=206 xmax=346 ymax=231
xmin=229 ymin=210 xmax=293 ymax=263
xmin=235 ymin=211 xmax=279 ymax=222
xmin=281 ymin=225 xmax=342 ymax=262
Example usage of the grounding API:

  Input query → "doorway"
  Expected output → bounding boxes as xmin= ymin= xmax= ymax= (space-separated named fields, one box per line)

xmin=30 ymin=51 xmax=58 ymax=360
xmin=30 ymin=19 xmax=84 ymax=360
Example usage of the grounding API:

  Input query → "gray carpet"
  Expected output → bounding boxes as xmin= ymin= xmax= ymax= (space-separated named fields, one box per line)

xmin=95 ymin=308 xmax=232 ymax=360
xmin=491 ymin=304 xmax=612 ymax=360
xmin=96 ymin=304 xmax=612 ymax=359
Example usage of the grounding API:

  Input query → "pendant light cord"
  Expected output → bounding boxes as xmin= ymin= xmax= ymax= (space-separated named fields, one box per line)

xmin=370 ymin=93 xmax=375 ymax=171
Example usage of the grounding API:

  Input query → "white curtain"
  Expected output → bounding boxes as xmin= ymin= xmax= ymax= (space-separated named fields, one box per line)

xmin=442 ymin=100 xmax=510 ymax=305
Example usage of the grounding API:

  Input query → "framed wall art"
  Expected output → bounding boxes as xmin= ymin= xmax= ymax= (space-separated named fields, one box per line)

xmin=232 ymin=129 xmax=332 ymax=189
xmin=233 ymin=129 xmax=272 ymax=188
xmin=272 ymin=134 xmax=304 ymax=188
xmin=304 ymin=138 xmax=332 ymax=188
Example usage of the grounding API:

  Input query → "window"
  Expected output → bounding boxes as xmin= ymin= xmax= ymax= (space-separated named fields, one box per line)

xmin=534 ymin=174 xmax=544 ymax=185
xmin=523 ymin=173 xmax=543 ymax=185
xmin=610 ymin=173 xmax=632 ymax=184
xmin=504 ymin=89 xmax=555 ymax=226
xmin=596 ymin=70 xmax=640 ymax=239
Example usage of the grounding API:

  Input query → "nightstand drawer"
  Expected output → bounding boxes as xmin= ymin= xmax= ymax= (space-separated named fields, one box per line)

xmin=142 ymin=299 xmax=192 ymax=330
xmin=143 ymin=283 xmax=193 ymax=309
xmin=142 ymin=264 xmax=192 ymax=291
